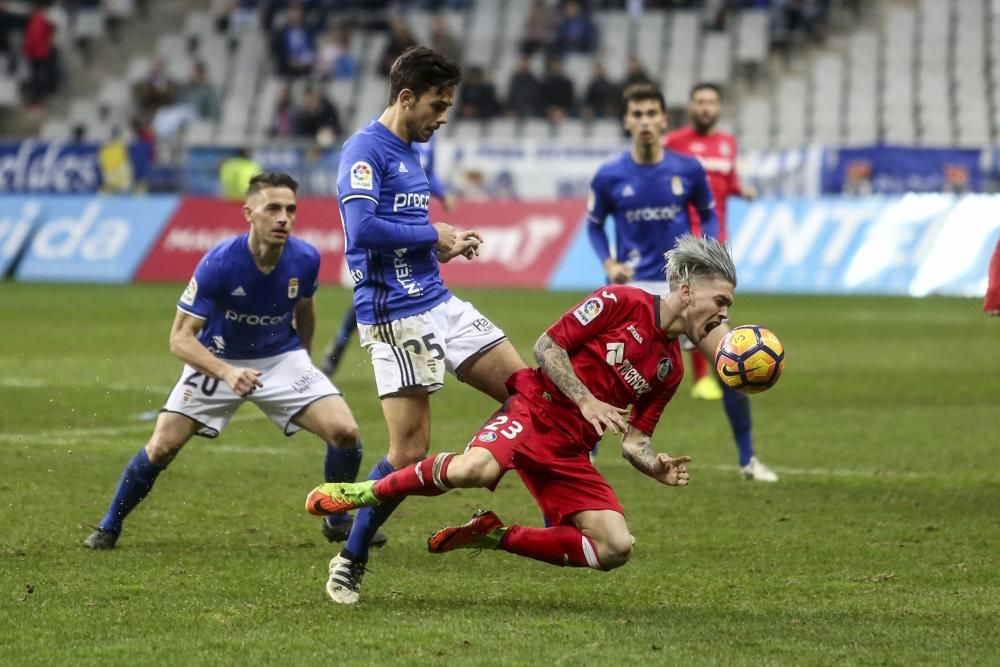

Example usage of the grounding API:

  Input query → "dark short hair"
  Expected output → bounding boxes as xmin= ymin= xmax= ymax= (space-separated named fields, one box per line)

xmin=246 ymin=172 xmax=298 ymax=197
xmin=388 ymin=46 xmax=462 ymax=103
xmin=622 ymin=83 xmax=666 ymax=113
xmin=689 ymin=82 xmax=723 ymax=101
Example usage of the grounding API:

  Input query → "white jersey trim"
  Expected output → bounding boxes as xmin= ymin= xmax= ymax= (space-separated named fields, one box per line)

xmin=176 ymin=305 xmax=208 ymax=320
xmin=341 ymin=194 xmax=379 ymax=205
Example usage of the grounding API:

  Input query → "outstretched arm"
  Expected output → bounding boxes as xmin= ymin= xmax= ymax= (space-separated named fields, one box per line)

xmin=620 ymin=424 xmax=691 ymax=486
xmin=533 ymin=332 xmax=627 ymax=435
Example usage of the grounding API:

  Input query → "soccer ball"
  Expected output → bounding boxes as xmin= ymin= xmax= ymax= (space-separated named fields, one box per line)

xmin=715 ymin=325 xmax=784 ymax=394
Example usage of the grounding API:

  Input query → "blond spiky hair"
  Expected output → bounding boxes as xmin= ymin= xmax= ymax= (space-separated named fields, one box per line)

xmin=663 ymin=234 xmax=737 ymax=288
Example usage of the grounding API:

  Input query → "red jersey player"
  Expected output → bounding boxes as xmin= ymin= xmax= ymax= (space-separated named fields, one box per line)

xmin=665 ymin=83 xmax=756 ymax=401
xmin=307 ymin=235 xmax=737 ymax=580
xmin=985 ymin=237 xmax=1000 ymax=316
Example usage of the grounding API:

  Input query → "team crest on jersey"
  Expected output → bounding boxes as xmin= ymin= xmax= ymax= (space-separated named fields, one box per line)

xmin=478 ymin=431 xmax=498 ymax=443
xmin=180 ymin=277 xmax=198 ymax=306
xmin=657 ymin=357 xmax=672 ymax=380
xmin=573 ymin=297 xmax=604 ymax=326
xmin=671 ymin=176 xmax=684 ymax=196
xmin=350 ymin=161 xmax=373 ymax=190
xmin=288 ymin=278 xmax=299 ymax=299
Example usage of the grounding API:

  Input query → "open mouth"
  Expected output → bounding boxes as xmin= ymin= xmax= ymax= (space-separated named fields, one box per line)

xmin=704 ymin=320 xmax=720 ymax=335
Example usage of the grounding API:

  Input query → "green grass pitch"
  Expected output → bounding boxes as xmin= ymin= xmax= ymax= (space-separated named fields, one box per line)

xmin=1 ymin=283 xmax=998 ymax=666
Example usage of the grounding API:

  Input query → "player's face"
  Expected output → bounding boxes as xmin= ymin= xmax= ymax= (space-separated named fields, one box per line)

xmin=624 ymin=99 xmax=667 ymax=148
xmin=406 ymin=86 xmax=455 ymax=142
xmin=689 ymin=89 xmax=721 ymax=132
xmin=244 ymin=187 xmax=297 ymax=246
xmin=683 ymin=276 xmax=734 ymax=343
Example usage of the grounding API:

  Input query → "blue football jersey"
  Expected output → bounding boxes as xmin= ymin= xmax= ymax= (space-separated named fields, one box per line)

xmin=177 ymin=233 xmax=320 ymax=359
xmin=587 ymin=150 xmax=717 ymax=281
xmin=337 ymin=120 xmax=450 ymax=325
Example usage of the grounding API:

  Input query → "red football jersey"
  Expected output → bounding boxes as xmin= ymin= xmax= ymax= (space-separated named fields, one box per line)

xmin=664 ymin=126 xmax=742 ymax=240
xmin=507 ymin=285 xmax=684 ymax=449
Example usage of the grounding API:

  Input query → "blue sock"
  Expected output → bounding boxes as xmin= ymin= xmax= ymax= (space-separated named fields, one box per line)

xmin=343 ymin=457 xmax=400 ymax=562
xmin=721 ymin=381 xmax=754 ymax=467
xmin=324 ymin=440 xmax=363 ymax=526
xmin=97 ymin=448 xmax=165 ymax=535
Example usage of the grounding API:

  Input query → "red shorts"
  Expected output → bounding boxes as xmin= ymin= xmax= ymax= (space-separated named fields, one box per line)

xmin=467 ymin=392 xmax=624 ymax=526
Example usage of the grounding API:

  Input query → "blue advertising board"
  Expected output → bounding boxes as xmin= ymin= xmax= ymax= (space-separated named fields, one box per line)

xmin=15 ymin=196 xmax=180 ymax=283
xmin=821 ymin=146 xmax=983 ymax=195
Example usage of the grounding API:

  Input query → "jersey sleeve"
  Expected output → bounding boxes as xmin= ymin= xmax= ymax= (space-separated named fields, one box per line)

xmin=337 ymin=137 xmax=382 ymax=207
xmin=302 ymin=245 xmax=321 ymax=299
xmin=546 ymin=286 xmax=630 ymax=352
xmin=690 ymin=160 xmax=719 ymax=239
xmin=177 ymin=254 xmax=222 ymax=319
xmin=629 ymin=380 xmax=680 ymax=437
xmin=585 ymin=171 xmax=613 ymax=263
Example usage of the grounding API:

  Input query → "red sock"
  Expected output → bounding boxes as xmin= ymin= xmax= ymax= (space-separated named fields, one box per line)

xmin=499 ymin=525 xmax=603 ymax=569
xmin=986 ymin=239 xmax=1000 ymax=312
xmin=373 ymin=453 xmax=453 ymax=500
xmin=689 ymin=349 xmax=708 ymax=381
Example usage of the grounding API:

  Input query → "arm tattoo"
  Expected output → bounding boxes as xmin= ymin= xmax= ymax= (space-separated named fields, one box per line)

xmin=621 ymin=432 xmax=659 ymax=478
xmin=533 ymin=333 xmax=592 ymax=405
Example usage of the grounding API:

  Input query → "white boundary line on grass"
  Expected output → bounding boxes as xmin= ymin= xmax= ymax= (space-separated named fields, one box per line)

xmin=0 ymin=377 xmax=173 ymax=394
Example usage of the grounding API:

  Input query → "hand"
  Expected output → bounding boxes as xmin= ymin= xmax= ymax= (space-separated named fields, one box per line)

xmin=740 ymin=184 xmax=758 ymax=200
xmin=603 ymin=259 xmax=634 ymax=284
xmin=223 ymin=367 xmax=263 ymax=397
xmin=432 ymin=222 xmax=457 ymax=252
xmin=578 ymin=396 xmax=629 ymax=436
xmin=651 ymin=453 xmax=691 ymax=486
xmin=436 ymin=229 xmax=482 ymax=263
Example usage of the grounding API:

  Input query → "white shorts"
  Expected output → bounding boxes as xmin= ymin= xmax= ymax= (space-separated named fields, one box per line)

xmin=162 ymin=349 xmax=341 ymax=438
xmin=357 ymin=296 xmax=507 ymax=398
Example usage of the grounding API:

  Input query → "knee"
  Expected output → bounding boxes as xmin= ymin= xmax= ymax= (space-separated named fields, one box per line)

xmin=447 ymin=452 xmax=498 ymax=487
xmin=145 ymin=434 xmax=185 ymax=465
xmin=323 ymin=419 xmax=360 ymax=448
xmin=593 ymin=531 xmax=634 ymax=570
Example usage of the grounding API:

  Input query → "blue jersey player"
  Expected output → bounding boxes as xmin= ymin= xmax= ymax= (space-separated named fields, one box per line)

xmin=320 ymin=134 xmax=455 ymax=377
xmin=324 ymin=47 xmax=527 ymax=604
xmin=587 ymin=84 xmax=778 ymax=483
xmin=84 ymin=173 xmax=368 ymax=549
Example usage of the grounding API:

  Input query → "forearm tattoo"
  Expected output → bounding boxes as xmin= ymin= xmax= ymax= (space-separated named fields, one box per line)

xmin=533 ymin=334 xmax=592 ymax=405
xmin=621 ymin=436 xmax=658 ymax=478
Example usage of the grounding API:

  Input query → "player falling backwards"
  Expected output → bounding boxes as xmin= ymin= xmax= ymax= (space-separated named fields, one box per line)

xmin=587 ymin=83 xmax=777 ymax=483
xmin=325 ymin=46 xmax=527 ymax=603
xmin=85 ymin=173 xmax=373 ymax=549
xmin=307 ymin=235 xmax=739 ymax=576
xmin=664 ymin=82 xmax=758 ymax=400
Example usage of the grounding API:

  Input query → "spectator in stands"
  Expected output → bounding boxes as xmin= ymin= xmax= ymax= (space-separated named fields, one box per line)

xmin=273 ymin=4 xmax=316 ymax=78
xmin=552 ymin=0 xmax=597 ymax=54
xmin=270 ymin=84 xmax=297 ymax=137
xmin=315 ymin=26 xmax=358 ymax=80
xmin=134 ymin=58 xmax=176 ymax=115
xmin=0 ymin=4 xmax=27 ymax=76
xmin=99 ymin=126 xmax=134 ymax=193
xmin=23 ymin=1 xmax=57 ymax=107
xmin=519 ymin=0 xmax=557 ymax=56
xmin=457 ymin=65 xmax=499 ymax=120
xmin=540 ymin=56 xmax=575 ymax=121
xmin=219 ymin=147 xmax=262 ymax=200
xmin=506 ymin=55 xmax=542 ymax=119
xmin=131 ymin=115 xmax=157 ymax=161
xmin=295 ymin=85 xmax=342 ymax=140
xmin=176 ymin=61 xmax=220 ymax=120
xmin=380 ymin=17 xmax=417 ymax=77
xmin=581 ymin=62 xmax=616 ymax=119
xmin=621 ymin=55 xmax=652 ymax=88
xmin=429 ymin=14 xmax=460 ymax=63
